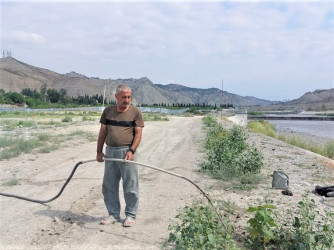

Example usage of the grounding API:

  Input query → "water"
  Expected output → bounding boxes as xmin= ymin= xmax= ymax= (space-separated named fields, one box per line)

xmin=269 ymin=120 xmax=334 ymax=140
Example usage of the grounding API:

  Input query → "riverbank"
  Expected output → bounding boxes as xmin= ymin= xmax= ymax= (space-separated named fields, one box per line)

xmin=227 ymin=113 xmax=333 ymax=148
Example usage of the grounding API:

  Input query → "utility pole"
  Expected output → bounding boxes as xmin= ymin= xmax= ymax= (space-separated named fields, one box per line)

xmin=221 ymin=79 xmax=223 ymax=119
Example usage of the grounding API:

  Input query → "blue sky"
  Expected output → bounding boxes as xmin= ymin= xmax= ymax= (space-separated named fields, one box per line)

xmin=1 ymin=0 xmax=333 ymax=101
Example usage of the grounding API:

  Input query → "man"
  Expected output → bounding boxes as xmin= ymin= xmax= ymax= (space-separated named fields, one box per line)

xmin=96 ymin=85 xmax=144 ymax=227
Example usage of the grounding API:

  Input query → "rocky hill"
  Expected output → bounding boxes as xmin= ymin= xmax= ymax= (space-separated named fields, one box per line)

xmin=257 ymin=88 xmax=334 ymax=111
xmin=0 ymin=57 xmax=332 ymax=110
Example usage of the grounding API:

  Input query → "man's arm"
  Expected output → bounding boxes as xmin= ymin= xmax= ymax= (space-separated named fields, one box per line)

xmin=124 ymin=126 xmax=143 ymax=161
xmin=96 ymin=124 xmax=107 ymax=162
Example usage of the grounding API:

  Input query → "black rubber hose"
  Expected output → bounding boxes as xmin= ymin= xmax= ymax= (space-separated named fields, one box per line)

xmin=0 ymin=161 xmax=84 ymax=204
xmin=0 ymin=158 xmax=228 ymax=231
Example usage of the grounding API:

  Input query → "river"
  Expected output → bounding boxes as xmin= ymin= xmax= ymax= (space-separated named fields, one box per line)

xmin=269 ymin=120 xmax=334 ymax=140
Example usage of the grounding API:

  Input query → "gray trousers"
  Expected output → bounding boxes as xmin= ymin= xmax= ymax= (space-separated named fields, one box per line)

xmin=102 ymin=146 xmax=139 ymax=219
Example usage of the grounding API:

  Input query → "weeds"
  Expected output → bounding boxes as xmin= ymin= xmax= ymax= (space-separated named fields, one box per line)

xmin=3 ymin=176 xmax=19 ymax=186
xmin=218 ymin=199 xmax=237 ymax=214
xmin=61 ymin=116 xmax=72 ymax=122
xmin=142 ymin=113 xmax=169 ymax=121
xmin=165 ymin=201 xmax=236 ymax=249
xmin=324 ymin=140 xmax=334 ymax=159
xmin=0 ymin=115 xmax=97 ymax=159
xmin=0 ymin=136 xmax=43 ymax=160
xmin=82 ymin=115 xmax=96 ymax=121
xmin=246 ymin=193 xmax=334 ymax=249
xmin=248 ymin=120 xmax=276 ymax=138
xmin=201 ymin=116 xmax=263 ymax=183
xmin=69 ymin=130 xmax=96 ymax=142
xmin=246 ymin=204 xmax=278 ymax=248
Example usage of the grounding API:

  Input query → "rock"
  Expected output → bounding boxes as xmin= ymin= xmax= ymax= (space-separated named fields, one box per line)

xmin=53 ymin=216 xmax=61 ymax=223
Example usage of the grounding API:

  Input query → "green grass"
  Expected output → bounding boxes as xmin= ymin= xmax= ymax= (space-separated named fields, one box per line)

xmin=142 ymin=113 xmax=169 ymax=121
xmin=82 ymin=115 xmax=96 ymax=121
xmin=61 ymin=116 xmax=72 ymax=122
xmin=0 ymin=119 xmax=37 ymax=131
xmin=69 ymin=130 xmax=96 ymax=142
xmin=248 ymin=120 xmax=276 ymax=138
xmin=38 ymin=120 xmax=62 ymax=126
xmin=3 ymin=176 xmax=19 ymax=186
xmin=247 ymin=110 xmax=263 ymax=116
xmin=0 ymin=136 xmax=44 ymax=160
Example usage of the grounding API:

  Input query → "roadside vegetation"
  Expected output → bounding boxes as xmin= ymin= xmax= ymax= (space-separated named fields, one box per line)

xmin=166 ymin=116 xmax=334 ymax=249
xmin=201 ymin=116 xmax=263 ymax=189
xmin=248 ymin=120 xmax=334 ymax=159
xmin=246 ymin=193 xmax=334 ymax=249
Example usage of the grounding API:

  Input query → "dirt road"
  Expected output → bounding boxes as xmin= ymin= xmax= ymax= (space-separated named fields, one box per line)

xmin=0 ymin=116 xmax=206 ymax=249
xmin=1 ymin=115 xmax=333 ymax=249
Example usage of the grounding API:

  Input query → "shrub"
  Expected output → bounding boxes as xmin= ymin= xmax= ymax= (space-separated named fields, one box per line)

xmin=246 ymin=193 xmax=334 ymax=249
xmin=201 ymin=117 xmax=263 ymax=180
xmin=166 ymin=202 xmax=236 ymax=249
xmin=61 ymin=116 xmax=72 ymax=122
xmin=277 ymin=193 xmax=334 ymax=250
xmin=246 ymin=204 xmax=278 ymax=248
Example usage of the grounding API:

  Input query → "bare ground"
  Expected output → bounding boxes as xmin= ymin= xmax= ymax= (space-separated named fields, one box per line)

xmin=1 ymin=115 xmax=333 ymax=249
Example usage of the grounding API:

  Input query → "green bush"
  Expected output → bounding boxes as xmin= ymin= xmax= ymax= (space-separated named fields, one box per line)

xmin=201 ymin=117 xmax=263 ymax=180
xmin=166 ymin=202 xmax=236 ymax=249
xmin=61 ymin=116 xmax=72 ymax=122
xmin=246 ymin=193 xmax=334 ymax=249
xmin=277 ymin=193 xmax=334 ymax=250
xmin=246 ymin=204 xmax=278 ymax=248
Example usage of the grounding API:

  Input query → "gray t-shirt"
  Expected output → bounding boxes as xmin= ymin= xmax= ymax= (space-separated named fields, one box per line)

xmin=100 ymin=106 xmax=144 ymax=147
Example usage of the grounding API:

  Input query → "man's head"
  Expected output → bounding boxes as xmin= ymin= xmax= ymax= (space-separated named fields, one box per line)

xmin=115 ymin=85 xmax=132 ymax=111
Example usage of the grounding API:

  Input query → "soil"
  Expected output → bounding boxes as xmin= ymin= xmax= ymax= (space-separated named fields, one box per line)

xmin=0 ymin=115 xmax=333 ymax=249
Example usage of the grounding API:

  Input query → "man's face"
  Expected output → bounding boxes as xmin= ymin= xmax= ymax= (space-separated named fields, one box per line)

xmin=115 ymin=91 xmax=132 ymax=109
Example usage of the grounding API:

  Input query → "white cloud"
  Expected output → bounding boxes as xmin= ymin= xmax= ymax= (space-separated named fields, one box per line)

xmin=0 ymin=1 xmax=332 ymax=100
xmin=8 ymin=31 xmax=46 ymax=44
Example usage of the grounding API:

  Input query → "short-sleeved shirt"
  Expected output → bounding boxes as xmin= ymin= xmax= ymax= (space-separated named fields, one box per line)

xmin=100 ymin=105 xmax=144 ymax=147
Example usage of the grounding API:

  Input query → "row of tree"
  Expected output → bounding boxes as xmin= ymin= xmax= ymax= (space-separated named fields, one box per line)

xmin=0 ymin=87 xmax=234 ymax=109
xmin=0 ymin=87 xmax=115 ymax=108
xmin=142 ymin=103 xmax=234 ymax=109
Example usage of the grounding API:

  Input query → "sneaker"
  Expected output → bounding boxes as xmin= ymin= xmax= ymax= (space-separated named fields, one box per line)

xmin=100 ymin=215 xmax=120 ymax=225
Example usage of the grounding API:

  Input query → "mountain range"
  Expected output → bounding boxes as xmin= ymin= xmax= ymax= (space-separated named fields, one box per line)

xmin=0 ymin=57 xmax=333 ymax=110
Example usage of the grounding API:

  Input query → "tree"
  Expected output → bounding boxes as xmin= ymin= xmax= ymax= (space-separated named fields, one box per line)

xmin=47 ymin=89 xmax=61 ymax=103
xmin=6 ymin=92 xmax=25 ymax=104
xmin=40 ymin=83 xmax=47 ymax=101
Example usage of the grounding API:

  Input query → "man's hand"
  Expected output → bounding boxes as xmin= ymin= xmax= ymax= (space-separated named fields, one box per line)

xmin=96 ymin=152 xmax=105 ymax=162
xmin=124 ymin=151 xmax=134 ymax=161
